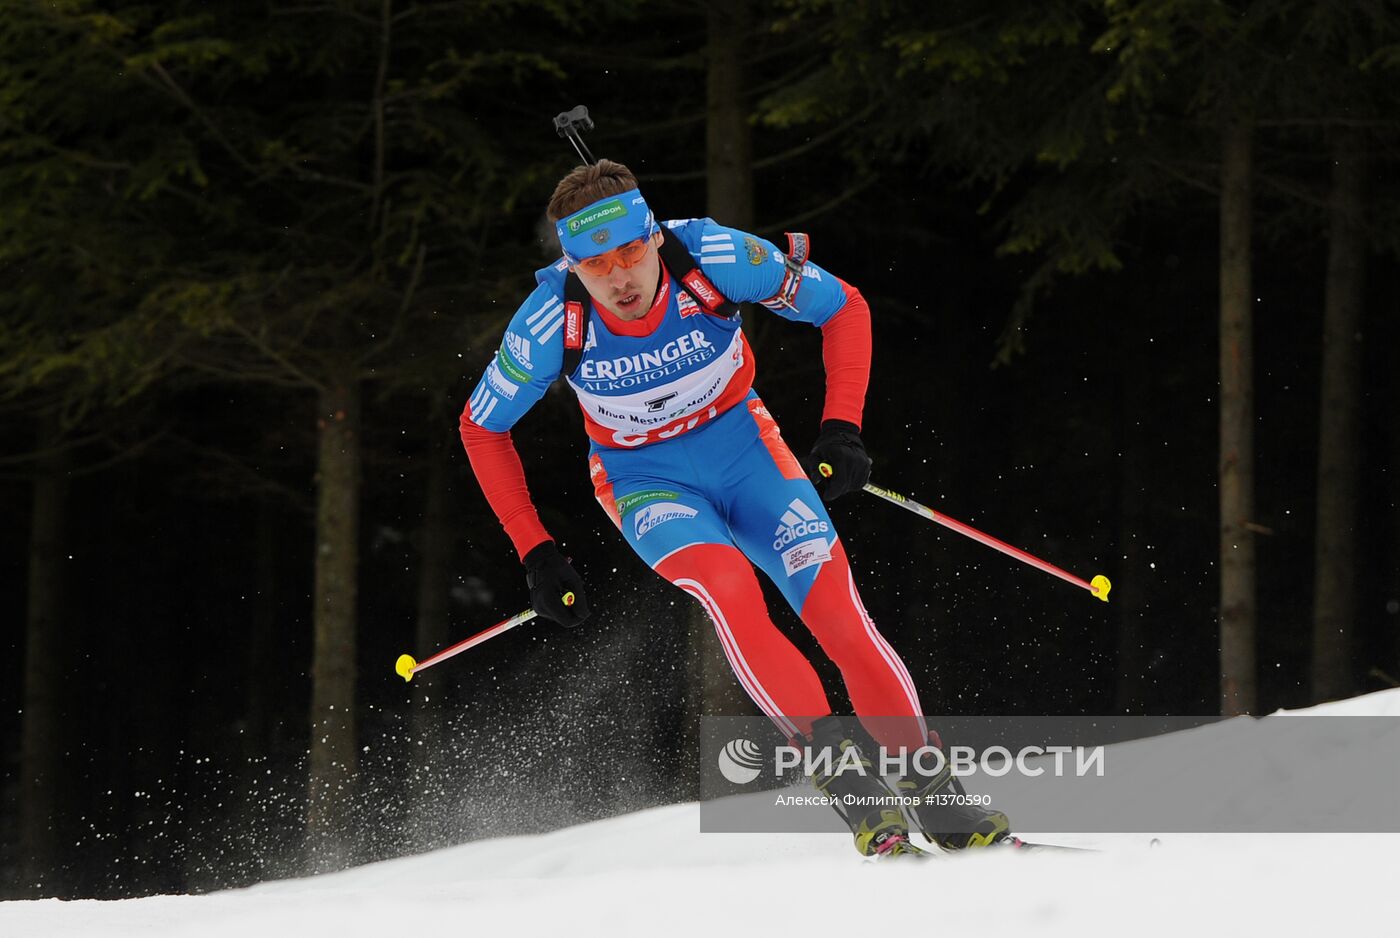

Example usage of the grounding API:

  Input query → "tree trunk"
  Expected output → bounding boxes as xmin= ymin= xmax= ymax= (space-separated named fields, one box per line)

xmin=1311 ymin=133 xmax=1367 ymax=703
xmin=19 ymin=410 xmax=68 ymax=896
xmin=682 ymin=0 xmax=761 ymax=751
xmin=1116 ymin=310 xmax=1151 ymax=712
xmin=306 ymin=371 xmax=362 ymax=864
xmin=1391 ymin=353 xmax=1400 ymax=686
xmin=410 ymin=394 xmax=455 ymax=832
xmin=245 ymin=497 xmax=280 ymax=761
xmin=1218 ymin=116 xmax=1257 ymax=716
xmin=413 ymin=395 xmax=455 ymax=705
xmin=706 ymin=0 xmax=754 ymax=230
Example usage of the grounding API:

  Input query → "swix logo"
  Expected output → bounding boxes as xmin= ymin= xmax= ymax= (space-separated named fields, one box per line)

xmin=772 ymin=499 xmax=829 ymax=550
xmin=564 ymin=302 xmax=583 ymax=349
xmin=681 ymin=270 xmax=721 ymax=309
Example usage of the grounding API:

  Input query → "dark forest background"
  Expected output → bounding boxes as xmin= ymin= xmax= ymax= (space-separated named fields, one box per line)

xmin=3 ymin=0 xmax=1398 ymax=900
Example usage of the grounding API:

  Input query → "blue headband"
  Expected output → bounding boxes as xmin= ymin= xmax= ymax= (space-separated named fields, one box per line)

xmin=555 ymin=188 xmax=656 ymax=264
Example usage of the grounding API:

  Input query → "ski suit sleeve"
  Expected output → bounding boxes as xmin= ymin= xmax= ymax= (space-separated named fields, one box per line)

xmin=694 ymin=220 xmax=871 ymax=429
xmin=459 ymin=282 xmax=567 ymax=560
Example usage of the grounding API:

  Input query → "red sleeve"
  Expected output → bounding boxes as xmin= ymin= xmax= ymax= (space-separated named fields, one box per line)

xmin=459 ymin=405 xmax=551 ymax=561
xmin=819 ymin=279 xmax=872 ymax=429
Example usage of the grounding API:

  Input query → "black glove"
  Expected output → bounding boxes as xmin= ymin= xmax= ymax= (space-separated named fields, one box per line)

xmin=523 ymin=541 xmax=591 ymax=627
xmin=802 ymin=419 xmax=872 ymax=503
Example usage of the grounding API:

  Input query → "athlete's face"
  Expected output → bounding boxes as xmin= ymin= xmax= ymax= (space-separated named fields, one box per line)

xmin=574 ymin=230 xmax=664 ymax=321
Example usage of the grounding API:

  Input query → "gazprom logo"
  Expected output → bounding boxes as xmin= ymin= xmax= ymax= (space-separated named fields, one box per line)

xmin=634 ymin=502 xmax=698 ymax=538
xmin=567 ymin=198 xmax=627 ymax=235
xmin=484 ymin=362 xmax=519 ymax=400
xmin=772 ymin=498 xmax=829 ymax=550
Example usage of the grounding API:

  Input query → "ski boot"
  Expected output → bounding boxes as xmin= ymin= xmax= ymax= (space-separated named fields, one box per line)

xmin=807 ymin=716 xmax=925 ymax=858
xmin=896 ymin=733 xmax=1011 ymax=851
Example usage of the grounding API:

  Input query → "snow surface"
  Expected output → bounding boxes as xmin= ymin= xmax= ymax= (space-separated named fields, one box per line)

xmin=5 ymin=689 xmax=1398 ymax=938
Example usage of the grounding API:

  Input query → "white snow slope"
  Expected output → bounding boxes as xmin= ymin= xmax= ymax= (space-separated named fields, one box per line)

xmin=5 ymin=689 xmax=1398 ymax=938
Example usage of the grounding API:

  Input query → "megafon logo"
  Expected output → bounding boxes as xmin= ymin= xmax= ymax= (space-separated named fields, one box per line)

xmin=566 ymin=198 xmax=626 ymax=235
xmin=773 ymin=499 xmax=829 ymax=550
xmin=718 ymin=738 xmax=764 ymax=784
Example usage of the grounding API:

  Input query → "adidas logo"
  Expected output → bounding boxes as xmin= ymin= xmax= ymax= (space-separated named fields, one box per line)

xmin=504 ymin=331 xmax=532 ymax=369
xmin=772 ymin=498 xmax=829 ymax=550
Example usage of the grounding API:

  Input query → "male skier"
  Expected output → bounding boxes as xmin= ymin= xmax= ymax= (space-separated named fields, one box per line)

xmin=459 ymin=159 xmax=1010 ymax=857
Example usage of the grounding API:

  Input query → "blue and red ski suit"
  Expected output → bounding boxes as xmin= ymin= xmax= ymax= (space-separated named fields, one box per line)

xmin=460 ymin=218 xmax=927 ymax=750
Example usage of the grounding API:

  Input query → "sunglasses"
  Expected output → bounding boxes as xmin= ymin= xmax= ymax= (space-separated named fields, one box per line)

xmin=572 ymin=237 xmax=650 ymax=276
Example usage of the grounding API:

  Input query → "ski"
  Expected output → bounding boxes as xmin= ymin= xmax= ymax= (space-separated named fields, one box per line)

xmin=1000 ymin=836 xmax=1097 ymax=853
xmin=870 ymin=836 xmax=1097 ymax=861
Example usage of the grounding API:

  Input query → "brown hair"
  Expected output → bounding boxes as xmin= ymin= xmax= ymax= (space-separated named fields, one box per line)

xmin=546 ymin=159 xmax=640 ymax=222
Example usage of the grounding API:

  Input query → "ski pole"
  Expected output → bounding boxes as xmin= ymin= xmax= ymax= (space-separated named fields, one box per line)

xmin=819 ymin=466 xmax=1111 ymax=602
xmin=394 ymin=594 xmax=575 ymax=682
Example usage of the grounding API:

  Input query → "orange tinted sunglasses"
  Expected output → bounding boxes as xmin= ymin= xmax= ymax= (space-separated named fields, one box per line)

xmin=573 ymin=237 xmax=650 ymax=276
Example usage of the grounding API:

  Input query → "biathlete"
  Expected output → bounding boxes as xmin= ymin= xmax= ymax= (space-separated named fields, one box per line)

xmin=459 ymin=159 xmax=1010 ymax=857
